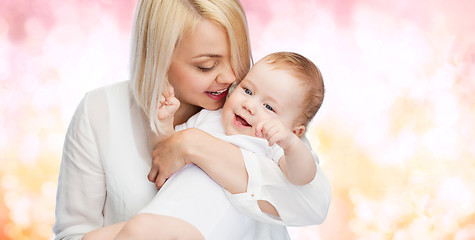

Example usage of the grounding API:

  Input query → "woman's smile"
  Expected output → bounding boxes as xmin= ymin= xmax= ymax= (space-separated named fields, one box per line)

xmin=205 ymin=88 xmax=229 ymax=100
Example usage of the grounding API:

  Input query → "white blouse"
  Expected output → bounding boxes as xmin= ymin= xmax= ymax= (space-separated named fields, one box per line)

xmin=53 ymin=81 xmax=331 ymax=240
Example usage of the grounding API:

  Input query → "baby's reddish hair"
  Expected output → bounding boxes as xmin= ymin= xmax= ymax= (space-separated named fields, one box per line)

xmin=260 ymin=52 xmax=325 ymax=127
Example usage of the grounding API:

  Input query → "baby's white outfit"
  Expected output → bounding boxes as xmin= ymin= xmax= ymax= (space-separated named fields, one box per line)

xmin=139 ymin=109 xmax=283 ymax=239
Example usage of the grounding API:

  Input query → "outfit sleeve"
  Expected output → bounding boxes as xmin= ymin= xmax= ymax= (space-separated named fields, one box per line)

xmin=224 ymin=140 xmax=331 ymax=227
xmin=53 ymin=93 xmax=106 ymax=240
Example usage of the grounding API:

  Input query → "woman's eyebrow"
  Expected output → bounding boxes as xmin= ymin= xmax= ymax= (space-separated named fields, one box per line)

xmin=193 ymin=54 xmax=222 ymax=58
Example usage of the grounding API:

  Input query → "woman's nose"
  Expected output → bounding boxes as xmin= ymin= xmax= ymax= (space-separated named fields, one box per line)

xmin=216 ymin=62 xmax=236 ymax=85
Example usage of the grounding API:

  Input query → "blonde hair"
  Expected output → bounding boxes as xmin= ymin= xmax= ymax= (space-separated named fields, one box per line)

xmin=261 ymin=52 xmax=325 ymax=127
xmin=130 ymin=0 xmax=252 ymax=134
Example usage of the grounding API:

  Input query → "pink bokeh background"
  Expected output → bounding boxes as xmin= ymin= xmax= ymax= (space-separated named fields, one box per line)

xmin=1 ymin=0 xmax=475 ymax=239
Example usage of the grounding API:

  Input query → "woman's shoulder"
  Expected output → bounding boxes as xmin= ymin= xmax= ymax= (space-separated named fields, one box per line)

xmin=80 ymin=80 xmax=132 ymax=107
xmin=72 ymin=80 xmax=144 ymax=140
xmin=86 ymin=80 xmax=131 ymax=99
xmin=76 ymin=80 xmax=134 ymax=123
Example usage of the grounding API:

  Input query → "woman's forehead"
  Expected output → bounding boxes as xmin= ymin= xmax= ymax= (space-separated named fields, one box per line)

xmin=175 ymin=19 xmax=229 ymax=59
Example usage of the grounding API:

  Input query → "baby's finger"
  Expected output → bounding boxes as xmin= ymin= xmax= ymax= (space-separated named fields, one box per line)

xmin=255 ymin=121 xmax=266 ymax=138
xmin=162 ymin=84 xmax=174 ymax=99
xmin=168 ymin=85 xmax=175 ymax=97
xmin=159 ymin=94 xmax=166 ymax=104
xmin=266 ymin=128 xmax=281 ymax=146
xmin=266 ymin=130 xmax=281 ymax=146
xmin=263 ymin=124 xmax=277 ymax=137
xmin=170 ymin=97 xmax=180 ymax=106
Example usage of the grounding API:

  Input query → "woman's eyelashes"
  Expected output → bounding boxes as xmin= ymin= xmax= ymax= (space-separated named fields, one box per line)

xmin=198 ymin=66 xmax=215 ymax=72
xmin=197 ymin=61 xmax=219 ymax=72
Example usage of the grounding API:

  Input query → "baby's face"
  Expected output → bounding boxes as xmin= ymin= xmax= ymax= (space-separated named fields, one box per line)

xmin=222 ymin=61 xmax=305 ymax=137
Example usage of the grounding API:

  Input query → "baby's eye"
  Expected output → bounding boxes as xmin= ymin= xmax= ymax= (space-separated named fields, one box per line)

xmin=244 ymin=88 xmax=252 ymax=95
xmin=264 ymin=104 xmax=274 ymax=112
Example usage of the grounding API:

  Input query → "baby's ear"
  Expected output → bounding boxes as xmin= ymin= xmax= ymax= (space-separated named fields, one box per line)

xmin=292 ymin=125 xmax=306 ymax=138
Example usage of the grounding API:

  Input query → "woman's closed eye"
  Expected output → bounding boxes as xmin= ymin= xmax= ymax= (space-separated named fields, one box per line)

xmin=197 ymin=61 xmax=219 ymax=72
xmin=198 ymin=66 xmax=215 ymax=72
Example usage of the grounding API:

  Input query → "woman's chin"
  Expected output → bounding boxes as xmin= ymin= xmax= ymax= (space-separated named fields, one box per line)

xmin=202 ymin=102 xmax=224 ymax=111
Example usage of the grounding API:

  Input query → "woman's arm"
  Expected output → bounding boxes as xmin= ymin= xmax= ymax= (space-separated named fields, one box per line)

xmin=148 ymin=128 xmax=279 ymax=216
xmin=53 ymin=94 xmax=107 ymax=240
xmin=148 ymin=128 xmax=248 ymax=194
xmin=148 ymin=128 xmax=331 ymax=225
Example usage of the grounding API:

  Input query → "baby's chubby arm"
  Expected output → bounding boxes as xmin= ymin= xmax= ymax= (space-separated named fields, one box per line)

xmin=256 ymin=119 xmax=316 ymax=185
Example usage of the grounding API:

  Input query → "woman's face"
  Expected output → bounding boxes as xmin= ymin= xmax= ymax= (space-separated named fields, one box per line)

xmin=168 ymin=19 xmax=236 ymax=113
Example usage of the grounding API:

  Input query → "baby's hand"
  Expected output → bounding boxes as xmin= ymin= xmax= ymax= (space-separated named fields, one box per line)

xmin=255 ymin=119 xmax=294 ymax=149
xmin=157 ymin=85 xmax=180 ymax=121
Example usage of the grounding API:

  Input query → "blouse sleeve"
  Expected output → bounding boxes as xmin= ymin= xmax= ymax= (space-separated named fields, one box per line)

xmin=53 ymin=93 xmax=106 ymax=240
xmin=224 ymin=140 xmax=331 ymax=227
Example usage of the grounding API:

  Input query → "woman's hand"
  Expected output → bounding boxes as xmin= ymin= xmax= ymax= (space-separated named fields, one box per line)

xmin=148 ymin=128 xmax=248 ymax=193
xmin=148 ymin=130 xmax=190 ymax=189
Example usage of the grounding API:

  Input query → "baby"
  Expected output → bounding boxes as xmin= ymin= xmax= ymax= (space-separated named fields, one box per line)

xmin=86 ymin=51 xmax=325 ymax=240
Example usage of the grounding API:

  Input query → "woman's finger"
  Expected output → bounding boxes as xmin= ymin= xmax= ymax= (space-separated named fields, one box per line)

xmin=155 ymin=175 xmax=168 ymax=190
xmin=148 ymin=167 xmax=158 ymax=183
xmin=148 ymin=156 xmax=160 ymax=182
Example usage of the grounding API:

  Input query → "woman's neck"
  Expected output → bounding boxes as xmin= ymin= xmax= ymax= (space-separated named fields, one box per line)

xmin=173 ymin=103 xmax=202 ymax=127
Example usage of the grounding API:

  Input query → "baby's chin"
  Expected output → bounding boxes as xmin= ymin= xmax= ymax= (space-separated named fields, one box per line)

xmin=224 ymin=127 xmax=257 ymax=138
xmin=223 ymin=128 xmax=235 ymax=136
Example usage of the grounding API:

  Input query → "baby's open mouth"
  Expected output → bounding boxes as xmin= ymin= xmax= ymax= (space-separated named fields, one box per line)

xmin=235 ymin=114 xmax=251 ymax=127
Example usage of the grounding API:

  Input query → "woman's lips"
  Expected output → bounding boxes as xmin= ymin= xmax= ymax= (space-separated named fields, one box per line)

xmin=205 ymin=88 xmax=228 ymax=101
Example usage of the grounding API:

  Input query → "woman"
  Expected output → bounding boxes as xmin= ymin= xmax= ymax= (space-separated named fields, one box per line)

xmin=53 ymin=0 xmax=331 ymax=239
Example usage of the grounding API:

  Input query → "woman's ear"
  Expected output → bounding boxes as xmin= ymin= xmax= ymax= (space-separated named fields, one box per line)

xmin=292 ymin=125 xmax=306 ymax=137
